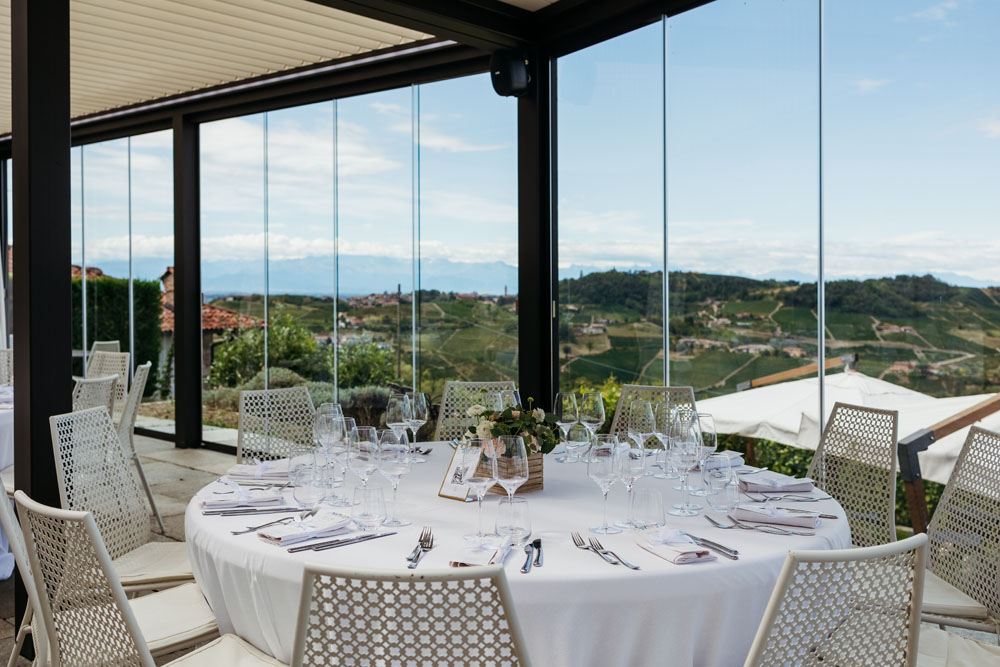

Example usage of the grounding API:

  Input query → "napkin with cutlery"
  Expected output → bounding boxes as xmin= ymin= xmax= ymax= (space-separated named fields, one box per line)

xmin=257 ymin=509 xmax=352 ymax=546
xmin=731 ymin=504 xmax=820 ymax=529
xmin=450 ymin=542 xmax=512 ymax=567
xmin=226 ymin=458 xmax=291 ymax=481
xmin=739 ymin=471 xmax=815 ymax=493
xmin=636 ymin=528 xmax=714 ymax=564
xmin=704 ymin=450 xmax=745 ymax=470
xmin=200 ymin=486 xmax=284 ymax=510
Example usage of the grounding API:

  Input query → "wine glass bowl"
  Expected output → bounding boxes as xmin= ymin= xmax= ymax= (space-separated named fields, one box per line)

xmin=495 ymin=435 xmax=528 ymax=500
xmin=460 ymin=438 xmax=498 ymax=541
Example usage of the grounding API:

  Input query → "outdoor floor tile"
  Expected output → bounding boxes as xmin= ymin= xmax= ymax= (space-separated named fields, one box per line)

xmin=141 ymin=448 xmax=234 ymax=476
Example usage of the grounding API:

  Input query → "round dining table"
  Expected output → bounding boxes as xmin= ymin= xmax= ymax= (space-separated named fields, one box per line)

xmin=185 ymin=444 xmax=851 ymax=667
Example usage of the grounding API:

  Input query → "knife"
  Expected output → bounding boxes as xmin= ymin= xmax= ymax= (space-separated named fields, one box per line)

xmin=203 ymin=507 xmax=300 ymax=516
xmin=291 ymin=532 xmax=397 ymax=553
xmin=681 ymin=532 xmax=739 ymax=557
xmin=779 ymin=507 xmax=838 ymax=519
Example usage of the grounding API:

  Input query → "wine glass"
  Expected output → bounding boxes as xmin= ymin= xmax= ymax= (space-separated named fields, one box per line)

xmin=495 ymin=435 xmax=528 ymax=501
xmin=317 ymin=402 xmax=343 ymax=419
xmin=313 ymin=412 xmax=336 ymax=451
xmin=348 ymin=426 xmax=379 ymax=487
xmin=671 ymin=408 xmax=698 ymax=491
xmin=481 ymin=391 xmax=502 ymax=412
xmin=704 ymin=453 xmax=739 ymax=513
xmin=614 ymin=436 xmax=646 ymax=528
xmin=587 ymin=434 xmax=621 ymax=534
xmin=499 ymin=389 xmax=521 ymax=410
xmin=377 ymin=429 xmax=412 ymax=527
xmin=553 ymin=392 xmax=579 ymax=463
xmin=405 ymin=391 xmax=428 ymax=441
xmin=289 ymin=444 xmax=316 ymax=478
xmin=626 ymin=400 xmax=655 ymax=450
xmin=327 ymin=417 xmax=355 ymax=506
xmin=352 ymin=487 xmax=386 ymax=532
xmin=689 ymin=412 xmax=717 ymax=497
xmin=579 ymin=393 xmax=606 ymax=435
xmin=653 ymin=402 xmax=678 ymax=479
xmin=385 ymin=393 xmax=410 ymax=436
xmin=563 ymin=422 xmax=591 ymax=463
xmin=668 ymin=424 xmax=703 ymax=517
xmin=460 ymin=438 xmax=498 ymax=541
xmin=495 ymin=496 xmax=531 ymax=547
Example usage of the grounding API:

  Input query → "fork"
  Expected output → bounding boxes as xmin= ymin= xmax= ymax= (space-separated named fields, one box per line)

xmin=571 ymin=532 xmax=618 ymax=565
xmin=408 ymin=528 xmax=434 ymax=569
xmin=726 ymin=514 xmax=815 ymax=536
xmin=736 ymin=467 xmax=768 ymax=475
xmin=407 ymin=526 xmax=431 ymax=562
xmin=707 ymin=513 xmax=798 ymax=536
xmin=589 ymin=538 xmax=640 ymax=570
xmin=742 ymin=491 xmax=832 ymax=503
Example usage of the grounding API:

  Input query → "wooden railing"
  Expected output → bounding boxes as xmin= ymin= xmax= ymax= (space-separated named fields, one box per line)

xmin=736 ymin=354 xmax=857 ymax=392
xmin=897 ymin=393 xmax=1000 ymax=534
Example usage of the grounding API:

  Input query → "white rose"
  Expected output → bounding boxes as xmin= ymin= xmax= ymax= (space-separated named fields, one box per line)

xmin=463 ymin=430 xmax=476 ymax=441
xmin=466 ymin=404 xmax=485 ymax=417
xmin=476 ymin=419 xmax=494 ymax=438
xmin=532 ymin=408 xmax=545 ymax=421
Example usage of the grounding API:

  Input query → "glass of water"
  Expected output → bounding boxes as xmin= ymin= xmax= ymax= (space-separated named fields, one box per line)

xmin=495 ymin=496 xmax=531 ymax=547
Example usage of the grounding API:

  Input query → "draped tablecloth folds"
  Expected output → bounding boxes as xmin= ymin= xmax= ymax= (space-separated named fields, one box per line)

xmin=186 ymin=442 xmax=851 ymax=667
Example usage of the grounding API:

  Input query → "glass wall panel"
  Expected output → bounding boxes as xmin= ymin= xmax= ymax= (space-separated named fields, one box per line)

xmin=667 ymin=0 xmax=820 ymax=400
xmin=416 ymin=75 xmax=518 ymax=402
xmin=825 ymin=4 xmax=1000 ymax=413
xmin=557 ymin=24 xmax=666 ymax=395
xmin=200 ymin=115 xmax=266 ymax=445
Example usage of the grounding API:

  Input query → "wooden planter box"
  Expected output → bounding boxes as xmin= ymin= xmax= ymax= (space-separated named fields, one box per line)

xmin=478 ymin=450 xmax=544 ymax=494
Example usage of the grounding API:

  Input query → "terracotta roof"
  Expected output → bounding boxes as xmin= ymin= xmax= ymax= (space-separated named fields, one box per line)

xmin=159 ymin=291 xmax=263 ymax=334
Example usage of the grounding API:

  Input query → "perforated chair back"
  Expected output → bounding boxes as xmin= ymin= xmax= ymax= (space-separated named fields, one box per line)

xmin=0 ymin=348 xmax=12 ymax=385
xmin=86 ymin=351 xmax=130 ymax=421
xmin=0 ymin=489 xmax=49 ymax=665
xmin=237 ymin=386 xmax=316 ymax=463
xmin=806 ymin=402 xmax=898 ymax=547
xmin=609 ymin=385 xmax=696 ymax=438
xmin=72 ymin=374 xmax=118 ymax=414
xmin=15 ymin=491 xmax=155 ymax=667
xmin=291 ymin=564 xmax=531 ymax=667
xmin=434 ymin=380 xmax=517 ymax=441
xmin=90 ymin=340 xmax=121 ymax=355
xmin=117 ymin=362 xmax=151 ymax=458
xmin=745 ymin=533 xmax=927 ymax=667
xmin=927 ymin=425 xmax=1000 ymax=624
xmin=49 ymin=407 xmax=149 ymax=561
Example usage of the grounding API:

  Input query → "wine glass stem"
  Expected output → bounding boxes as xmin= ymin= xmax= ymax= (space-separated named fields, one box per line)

xmin=602 ymin=490 xmax=610 ymax=530
xmin=477 ymin=494 xmax=484 ymax=535
xmin=390 ymin=483 xmax=398 ymax=522
xmin=410 ymin=427 xmax=417 ymax=444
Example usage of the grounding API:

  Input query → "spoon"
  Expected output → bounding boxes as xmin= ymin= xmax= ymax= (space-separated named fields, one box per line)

xmin=231 ymin=507 xmax=317 ymax=535
xmin=520 ymin=543 xmax=534 ymax=574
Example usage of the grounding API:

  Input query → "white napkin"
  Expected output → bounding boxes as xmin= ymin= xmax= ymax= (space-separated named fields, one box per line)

xmin=257 ymin=509 xmax=352 ymax=546
xmin=704 ymin=450 xmax=745 ymax=470
xmin=200 ymin=486 xmax=284 ymax=510
xmin=635 ymin=528 xmax=714 ymax=564
xmin=226 ymin=458 xmax=291 ymax=481
xmin=0 ymin=385 xmax=13 ymax=409
xmin=740 ymin=471 xmax=815 ymax=493
xmin=449 ymin=542 xmax=513 ymax=567
xmin=731 ymin=505 xmax=819 ymax=529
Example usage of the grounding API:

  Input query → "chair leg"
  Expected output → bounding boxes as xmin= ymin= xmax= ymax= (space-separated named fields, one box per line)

xmin=7 ymin=604 xmax=32 ymax=667
xmin=133 ymin=455 xmax=165 ymax=534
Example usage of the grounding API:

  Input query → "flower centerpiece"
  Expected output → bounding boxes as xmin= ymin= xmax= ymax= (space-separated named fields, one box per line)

xmin=464 ymin=398 xmax=561 ymax=493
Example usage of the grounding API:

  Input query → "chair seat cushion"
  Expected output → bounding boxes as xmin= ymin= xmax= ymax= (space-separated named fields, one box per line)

xmin=923 ymin=570 xmax=990 ymax=619
xmin=165 ymin=634 xmax=287 ymax=666
xmin=114 ymin=540 xmax=193 ymax=587
xmin=131 ymin=582 xmax=218 ymax=655
xmin=918 ymin=626 xmax=1000 ymax=666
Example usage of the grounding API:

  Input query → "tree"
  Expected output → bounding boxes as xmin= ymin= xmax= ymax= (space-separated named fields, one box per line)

xmin=334 ymin=335 xmax=394 ymax=389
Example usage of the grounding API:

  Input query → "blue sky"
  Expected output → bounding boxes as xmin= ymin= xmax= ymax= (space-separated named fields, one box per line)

xmin=40 ymin=0 xmax=1000 ymax=294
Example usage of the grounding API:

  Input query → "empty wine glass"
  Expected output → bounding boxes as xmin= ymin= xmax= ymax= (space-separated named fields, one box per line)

xmin=689 ymin=413 xmax=717 ymax=497
xmin=327 ymin=417 xmax=355 ymax=506
xmin=481 ymin=391 xmax=502 ymax=412
xmin=289 ymin=444 xmax=316 ymax=478
xmin=669 ymin=427 xmax=703 ymax=517
xmin=671 ymin=408 xmax=698 ymax=491
xmin=554 ymin=392 xmax=579 ymax=463
xmin=406 ymin=391 xmax=428 ymax=440
xmin=704 ymin=453 xmax=739 ymax=513
xmin=653 ymin=402 xmax=678 ymax=480
xmin=563 ymin=422 xmax=592 ymax=463
xmin=495 ymin=496 xmax=531 ymax=547
xmin=352 ymin=486 xmax=386 ymax=532
xmin=587 ymin=434 xmax=621 ymax=534
xmin=495 ymin=435 xmax=528 ymax=501
xmin=579 ymin=393 xmax=606 ymax=435
xmin=499 ymin=389 xmax=521 ymax=410
xmin=460 ymin=438 xmax=498 ymax=541
xmin=377 ymin=429 xmax=412 ymax=527
xmin=317 ymin=402 xmax=343 ymax=419
xmin=385 ymin=393 xmax=410 ymax=436
xmin=313 ymin=412 xmax=335 ymax=451
xmin=614 ymin=437 xmax=646 ymax=528
xmin=348 ymin=426 xmax=379 ymax=487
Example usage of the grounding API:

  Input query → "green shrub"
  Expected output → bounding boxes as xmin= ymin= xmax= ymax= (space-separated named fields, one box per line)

xmin=238 ymin=367 xmax=307 ymax=390
xmin=339 ymin=385 xmax=393 ymax=427
xmin=335 ymin=335 xmax=394 ymax=389
xmin=201 ymin=387 xmax=241 ymax=413
xmin=208 ymin=312 xmax=327 ymax=388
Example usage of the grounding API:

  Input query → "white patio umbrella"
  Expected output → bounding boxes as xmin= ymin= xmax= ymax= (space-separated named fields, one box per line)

xmin=698 ymin=369 xmax=1000 ymax=484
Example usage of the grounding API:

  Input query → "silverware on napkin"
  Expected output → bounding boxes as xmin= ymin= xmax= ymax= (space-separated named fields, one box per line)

xmin=679 ymin=532 xmax=739 ymax=560
xmin=203 ymin=506 xmax=300 ymax=516
xmin=287 ymin=532 xmax=396 ymax=553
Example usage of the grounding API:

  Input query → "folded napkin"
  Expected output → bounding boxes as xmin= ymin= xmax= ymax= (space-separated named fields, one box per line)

xmin=731 ymin=505 xmax=819 ymax=529
xmin=635 ymin=528 xmax=714 ymax=564
xmin=704 ymin=450 xmax=745 ymax=470
xmin=257 ymin=509 xmax=352 ymax=546
xmin=739 ymin=471 xmax=815 ymax=494
xmin=449 ymin=542 xmax=512 ymax=568
xmin=226 ymin=458 xmax=291 ymax=481
xmin=200 ymin=487 xmax=284 ymax=510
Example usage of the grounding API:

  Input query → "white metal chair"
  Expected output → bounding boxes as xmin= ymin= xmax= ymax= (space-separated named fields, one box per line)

xmin=13 ymin=491 xmax=279 ymax=666
xmin=745 ymin=533 xmax=928 ymax=667
xmin=291 ymin=563 xmax=531 ymax=667
xmin=91 ymin=339 xmax=121 ymax=355
xmin=72 ymin=374 xmax=118 ymax=413
xmin=237 ymin=386 xmax=316 ymax=463
xmin=0 ymin=493 xmax=48 ymax=667
xmin=609 ymin=384 xmax=697 ymax=438
xmin=86 ymin=350 xmax=130 ymax=422
xmin=115 ymin=362 xmax=163 ymax=533
xmin=49 ymin=406 xmax=193 ymax=592
xmin=806 ymin=401 xmax=899 ymax=547
xmin=0 ymin=348 xmax=12 ymax=385
xmin=434 ymin=380 xmax=517 ymax=441
xmin=921 ymin=425 xmax=1000 ymax=636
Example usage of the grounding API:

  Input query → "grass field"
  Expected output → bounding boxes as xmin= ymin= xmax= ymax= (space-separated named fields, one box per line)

xmin=772 ymin=307 xmax=817 ymax=337
xmin=721 ymin=299 xmax=779 ymax=316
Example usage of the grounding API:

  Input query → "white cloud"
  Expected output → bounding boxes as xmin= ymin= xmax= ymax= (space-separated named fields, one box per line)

xmin=979 ymin=117 xmax=1000 ymax=139
xmin=854 ymin=78 xmax=890 ymax=94
xmin=912 ymin=1 xmax=959 ymax=22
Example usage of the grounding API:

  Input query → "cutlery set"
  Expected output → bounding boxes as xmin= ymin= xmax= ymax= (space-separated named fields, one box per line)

xmin=521 ymin=538 xmax=542 ymax=573
xmin=705 ymin=513 xmax=815 ymax=536
xmin=571 ymin=532 xmax=641 ymax=570
xmin=407 ymin=526 xmax=434 ymax=569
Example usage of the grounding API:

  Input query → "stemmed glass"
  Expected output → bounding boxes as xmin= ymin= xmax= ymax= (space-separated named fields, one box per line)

xmin=626 ymin=400 xmax=656 ymax=475
xmin=481 ymin=391 xmax=502 ymax=412
xmin=587 ymin=435 xmax=621 ymax=534
xmin=668 ymin=420 xmax=703 ymax=517
xmin=348 ymin=426 xmax=379 ymax=487
xmin=499 ymin=389 xmax=521 ymax=410
xmin=614 ymin=437 xmax=646 ymax=528
xmin=460 ymin=438 xmax=498 ymax=541
xmin=406 ymin=391 xmax=428 ymax=448
xmin=495 ymin=435 xmax=528 ymax=501
xmin=554 ymin=392 xmax=579 ymax=463
xmin=385 ymin=393 xmax=410 ymax=435
xmin=689 ymin=413 xmax=718 ymax=497
xmin=564 ymin=423 xmax=592 ymax=463
xmin=703 ymin=452 xmax=739 ymax=513
xmin=653 ymin=402 xmax=678 ymax=479
xmin=377 ymin=429 xmax=412 ymax=527
xmin=579 ymin=392 xmax=606 ymax=436
xmin=327 ymin=417 xmax=355 ymax=506
xmin=317 ymin=402 xmax=343 ymax=419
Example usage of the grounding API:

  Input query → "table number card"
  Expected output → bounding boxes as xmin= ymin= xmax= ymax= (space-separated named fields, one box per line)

xmin=438 ymin=446 xmax=471 ymax=501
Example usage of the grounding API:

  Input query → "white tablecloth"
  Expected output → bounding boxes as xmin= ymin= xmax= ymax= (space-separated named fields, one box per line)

xmin=185 ymin=445 xmax=852 ymax=667
xmin=0 ymin=407 xmax=14 ymax=579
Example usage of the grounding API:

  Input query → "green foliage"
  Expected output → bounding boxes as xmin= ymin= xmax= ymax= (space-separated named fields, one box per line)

xmin=473 ymin=399 xmax=561 ymax=455
xmin=784 ymin=274 xmax=956 ymax=319
xmin=207 ymin=326 xmax=265 ymax=387
xmin=238 ymin=367 xmax=307 ymax=390
xmin=569 ymin=375 xmax=622 ymax=434
xmin=208 ymin=312 xmax=328 ymax=388
xmin=70 ymin=276 xmax=161 ymax=396
xmin=335 ymin=335 xmax=394 ymax=389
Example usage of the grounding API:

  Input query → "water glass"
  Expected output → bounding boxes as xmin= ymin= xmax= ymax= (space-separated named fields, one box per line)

xmin=587 ymin=434 xmax=621 ymax=534
xmin=291 ymin=468 xmax=324 ymax=508
xmin=348 ymin=425 xmax=379 ymax=486
xmin=704 ymin=453 xmax=740 ymax=513
xmin=495 ymin=435 xmax=528 ymax=500
xmin=352 ymin=486 xmax=386 ymax=532
xmin=460 ymin=438 xmax=498 ymax=540
xmin=495 ymin=496 xmax=531 ymax=547
xmin=377 ymin=429 xmax=412 ymax=527
xmin=630 ymin=488 xmax=665 ymax=530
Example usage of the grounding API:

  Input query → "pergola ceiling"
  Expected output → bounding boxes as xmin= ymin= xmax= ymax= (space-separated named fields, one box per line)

xmin=0 ymin=0 xmax=436 ymax=135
